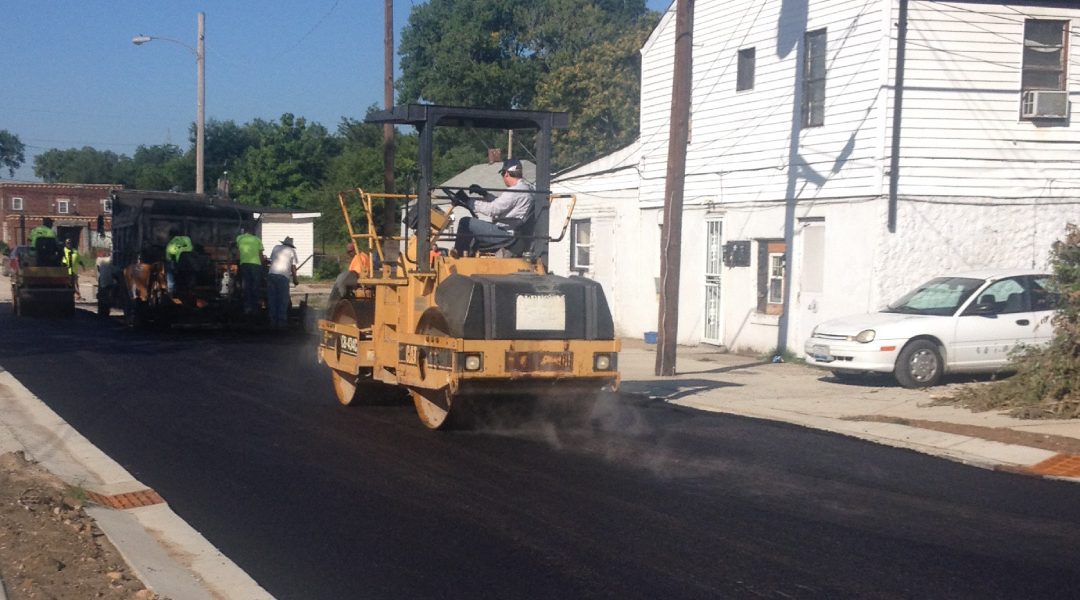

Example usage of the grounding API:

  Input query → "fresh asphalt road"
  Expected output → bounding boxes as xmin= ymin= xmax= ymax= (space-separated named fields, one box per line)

xmin=4 ymin=307 xmax=1080 ymax=599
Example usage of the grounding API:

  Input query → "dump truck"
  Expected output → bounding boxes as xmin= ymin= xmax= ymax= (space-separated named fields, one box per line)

xmin=318 ymin=105 xmax=620 ymax=429
xmin=98 ymin=189 xmax=306 ymax=328
xmin=11 ymin=238 xmax=75 ymax=317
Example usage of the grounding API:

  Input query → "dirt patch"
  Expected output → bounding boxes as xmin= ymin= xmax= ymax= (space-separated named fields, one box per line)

xmin=0 ymin=451 xmax=162 ymax=599
xmin=847 ymin=416 xmax=1080 ymax=455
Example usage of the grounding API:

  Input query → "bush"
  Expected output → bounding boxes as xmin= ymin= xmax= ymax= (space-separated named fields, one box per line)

xmin=313 ymin=255 xmax=342 ymax=280
xmin=946 ymin=223 xmax=1080 ymax=418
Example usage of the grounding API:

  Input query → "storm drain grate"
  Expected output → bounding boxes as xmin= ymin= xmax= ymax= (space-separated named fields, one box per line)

xmin=1028 ymin=454 xmax=1080 ymax=478
xmin=87 ymin=489 xmax=166 ymax=509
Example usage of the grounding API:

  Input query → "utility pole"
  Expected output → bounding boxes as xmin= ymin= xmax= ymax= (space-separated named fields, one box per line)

xmin=655 ymin=0 xmax=694 ymax=377
xmin=196 ymin=11 xmax=205 ymax=195
xmin=382 ymin=0 xmax=397 ymax=259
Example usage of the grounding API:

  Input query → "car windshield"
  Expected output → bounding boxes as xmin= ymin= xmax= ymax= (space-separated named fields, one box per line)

xmin=883 ymin=277 xmax=984 ymax=316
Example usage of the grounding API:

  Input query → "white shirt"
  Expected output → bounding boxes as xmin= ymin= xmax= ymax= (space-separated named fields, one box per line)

xmin=269 ymin=244 xmax=297 ymax=276
xmin=474 ymin=179 xmax=534 ymax=228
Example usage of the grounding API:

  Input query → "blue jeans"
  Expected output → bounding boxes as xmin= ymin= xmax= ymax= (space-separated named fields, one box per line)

xmin=239 ymin=263 xmax=262 ymax=314
xmin=455 ymin=217 xmax=513 ymax=253
xmin=267 ymin=274 xmax=290 ymax=326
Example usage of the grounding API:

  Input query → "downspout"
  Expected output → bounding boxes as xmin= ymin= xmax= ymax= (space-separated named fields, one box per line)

xmin=888 ymin=0 xmax=909 ymax=232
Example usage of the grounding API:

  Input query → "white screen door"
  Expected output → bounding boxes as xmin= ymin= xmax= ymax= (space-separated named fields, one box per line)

xmin=704 ymin=219 xmax=723 ymax=345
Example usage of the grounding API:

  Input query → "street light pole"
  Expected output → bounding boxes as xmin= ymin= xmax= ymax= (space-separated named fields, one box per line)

xmin=132 ymin=11 xmax=206 ymax=194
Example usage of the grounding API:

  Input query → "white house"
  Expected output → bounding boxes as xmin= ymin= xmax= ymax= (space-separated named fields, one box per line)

xmin=550 ymin=0 xmax=1080 ymax=355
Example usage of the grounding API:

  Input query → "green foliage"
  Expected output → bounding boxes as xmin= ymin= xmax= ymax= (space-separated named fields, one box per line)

xmin=313 ymin=257 xmax=342 ymax=280
xmin=33 ymin=147 xmax=126 ymax=184
xmin=946 ymin=224 xmax=1080 ymax=418
xmin=128 ymin=144 xmax=186 ymax=190
xmin=534 ymin=16 xmax=655 ymax=169
xmin=397 ymin=0 xmax=656 ymax=170
xmin=0 ymin=240 xmax=9 ymax=256
xmin=231 ymin=114 xmax=339 ymax=208
xmin=0 ymin=130 xmax=26 ymax=178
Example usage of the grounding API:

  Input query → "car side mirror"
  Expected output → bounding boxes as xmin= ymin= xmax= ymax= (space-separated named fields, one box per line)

xmin=966 ymin=302 xmax=996 ymax=316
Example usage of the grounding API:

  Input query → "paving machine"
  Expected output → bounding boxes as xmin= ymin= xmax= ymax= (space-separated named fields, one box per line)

xmin=100 ymin=190 xmax=305 ymax=328
xmin=11 ymin=238 xmax=75 ymax=317
xmin=317 ymin=105 xmax=620 ymax=429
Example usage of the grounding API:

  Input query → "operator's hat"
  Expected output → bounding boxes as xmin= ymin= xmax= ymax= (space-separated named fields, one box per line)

xmin=281 ymin=236 xmax=295 ymax=248
xmin=499 ymin=159 xmax=523 ymax=176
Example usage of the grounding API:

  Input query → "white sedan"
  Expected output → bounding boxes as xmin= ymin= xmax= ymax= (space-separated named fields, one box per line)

xmin=804 ymin=269 xmax=1057 ymax=388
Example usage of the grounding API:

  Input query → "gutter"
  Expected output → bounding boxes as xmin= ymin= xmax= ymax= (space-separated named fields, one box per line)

xmin=888 ymin=0 xmax=909 ymax=233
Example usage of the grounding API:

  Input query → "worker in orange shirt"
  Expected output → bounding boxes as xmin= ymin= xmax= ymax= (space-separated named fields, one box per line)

xmin=327 ymin=242 xmax=370 ymax=310
xmin=347 ymin=242 xmax=370 ymax=277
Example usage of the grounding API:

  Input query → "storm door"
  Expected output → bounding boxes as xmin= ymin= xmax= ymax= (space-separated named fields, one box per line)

xmin=703 ymin=219 xmax=723 ymax=345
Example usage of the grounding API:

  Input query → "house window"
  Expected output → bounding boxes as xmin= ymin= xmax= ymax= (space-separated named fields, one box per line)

xmin=570 ymin=219 xmax=591 ymax=272
xmin=803 ymin=29 xmax=827 ymax=127
xmin=1023 ymin=20 xmax=1067 ymax=91
xmin=1020 ymin=19 xmax=1068 ymax=120
xmin=11 ymin=197 xmax=23 ymax=211
xmin=101 ymin=198 xmax=112 ymax=213
xmin=57 ymin=199 xmax=70 ymax=214
xmin=757 ymin=240 xmax=786 ymax=315
xmin=737 ymin=47 xmax=755 ymax=91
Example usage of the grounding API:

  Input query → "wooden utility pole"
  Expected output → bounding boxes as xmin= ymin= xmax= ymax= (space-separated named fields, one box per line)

xmin=655 ymin=0 xmax=694 ymax=377
xmin=382 ymin=0 xmax=398 ymax=258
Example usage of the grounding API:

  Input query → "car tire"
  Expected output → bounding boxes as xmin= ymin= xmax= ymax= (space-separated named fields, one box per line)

xmin=894 ymin=339 xmax=943 ymax=388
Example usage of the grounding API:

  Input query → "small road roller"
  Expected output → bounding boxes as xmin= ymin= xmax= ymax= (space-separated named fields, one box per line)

xmin=317 ymin=105 xmax=620 ymax=429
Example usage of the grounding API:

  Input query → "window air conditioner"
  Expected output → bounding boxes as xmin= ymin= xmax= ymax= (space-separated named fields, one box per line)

xmin=1021 ymin=90 xmax=1069 ymax=119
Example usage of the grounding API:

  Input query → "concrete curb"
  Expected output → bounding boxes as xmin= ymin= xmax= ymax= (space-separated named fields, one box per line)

xmin=0 ymin=369 xmax=274 ymax=599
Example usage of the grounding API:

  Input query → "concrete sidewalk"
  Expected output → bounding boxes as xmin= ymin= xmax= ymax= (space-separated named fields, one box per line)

xmin=618 ymin=337 xmax=1080 ymax=481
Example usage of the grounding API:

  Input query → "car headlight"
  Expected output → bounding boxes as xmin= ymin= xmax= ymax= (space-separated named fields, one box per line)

xmin=853 ymin=329 xmax=876 ymax=343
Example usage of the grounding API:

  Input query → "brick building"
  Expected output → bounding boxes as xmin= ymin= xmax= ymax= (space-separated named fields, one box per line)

xmin=0 ymin=182 xmax=119 ymax=255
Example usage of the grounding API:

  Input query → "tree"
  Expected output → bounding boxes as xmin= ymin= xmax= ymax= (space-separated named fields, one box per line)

xmin=0 ymin=130 xmax=26 ymax=178
xmin=398 ymin=0 xmax=539 ymax=108
xmin=396 ymin=0 xmax=656 ymax=169
xmin=128 ymin=144 xmax=186 ymax=191
xmin=231 ymin=114 xmax=339 ymax=208
xmin=199 ymin=118 xmax=259 ymax=192
xmin=534 ymin=16 xmax=655 ymax=169
xmin=33 ymin=147 xmax=125 ymax=184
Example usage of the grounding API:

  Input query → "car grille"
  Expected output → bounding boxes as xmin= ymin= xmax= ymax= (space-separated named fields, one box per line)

xmin=814 ymin=333 xmax=848 ymax=341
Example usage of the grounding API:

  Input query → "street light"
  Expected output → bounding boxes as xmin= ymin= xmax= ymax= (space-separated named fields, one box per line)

xmin=133 ymin=11 xmax=205 ymax=195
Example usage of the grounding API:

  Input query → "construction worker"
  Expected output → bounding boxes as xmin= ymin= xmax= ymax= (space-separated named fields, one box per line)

xmin=267 ymin=237 xmax=298 ymax=329
xmin=29 ymin=217 xmax=56 ymax=247
xmin=62 ymin=238 xmax=84 ymax=301
xmin=235 ymin=227 xmax=264 ymax=314
xmin=165 ymin=228 xmax=193 ymax=295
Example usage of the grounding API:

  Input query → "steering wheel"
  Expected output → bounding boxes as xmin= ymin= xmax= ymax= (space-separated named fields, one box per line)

xmin=440 ymin=187 xmax=476 ymax=218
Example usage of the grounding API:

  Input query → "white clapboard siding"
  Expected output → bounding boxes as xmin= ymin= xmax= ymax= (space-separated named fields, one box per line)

xmin=888 ymin=1 xmax=1080 ymax=198
xmin=260 ymin=213 xmax=319 ymax=278
xmin=640 ymin=0 xmax=890 ymax=207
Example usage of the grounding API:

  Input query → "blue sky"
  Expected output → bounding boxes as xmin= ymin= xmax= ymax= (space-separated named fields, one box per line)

xmin=3 ymin=0 xmax=672 ymax=181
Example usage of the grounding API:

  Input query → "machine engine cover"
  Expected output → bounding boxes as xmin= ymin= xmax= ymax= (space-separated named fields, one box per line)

xmin=435 ymin=273 xmax=614 ymax=340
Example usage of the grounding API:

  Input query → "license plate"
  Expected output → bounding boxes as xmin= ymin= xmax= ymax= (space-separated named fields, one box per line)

xmin=811 ymin=344 xmax=832 ymax=362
